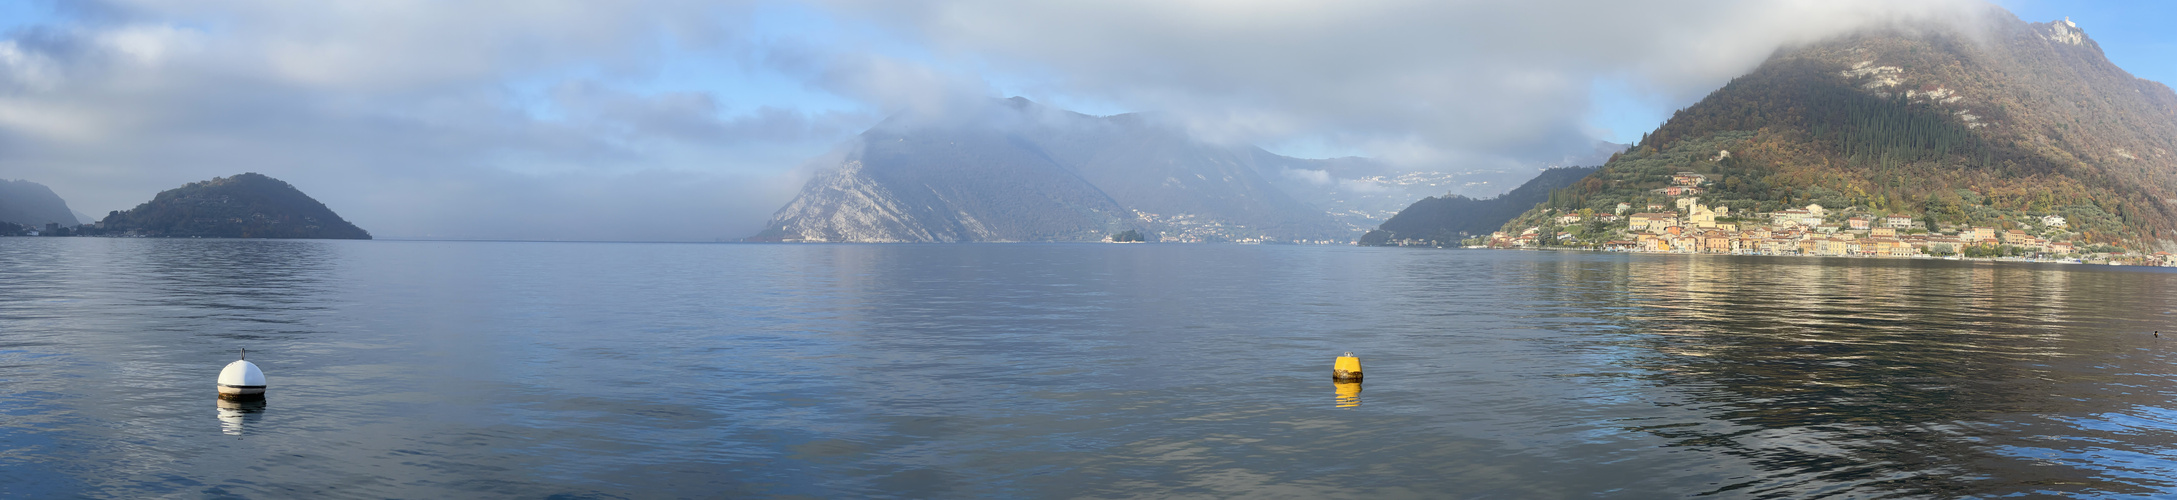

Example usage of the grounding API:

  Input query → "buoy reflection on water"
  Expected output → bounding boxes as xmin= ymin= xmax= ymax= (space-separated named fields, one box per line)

xmin=1332 ymin=352 xmax=1363 ymax=407
xmin=1334 ymin=381 xmax=1362 ymax=408
xmin=216 ymin=398 xmax=265 ymax=436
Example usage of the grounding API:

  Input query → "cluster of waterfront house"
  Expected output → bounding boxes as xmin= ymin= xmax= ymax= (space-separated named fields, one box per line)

xmin=1485 ymin=172 xmax=2177 ymax=263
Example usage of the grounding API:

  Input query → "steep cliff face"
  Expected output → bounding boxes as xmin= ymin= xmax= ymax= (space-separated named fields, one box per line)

xmin=753 ymin=98 xmax=1351 ymax=243
xmin=101 ymin=173 xmax=370 ymax=239
xmin=757 ymin=139 xmax=1133 ymax=243
xmin=1504 ymin=8 xmax=2177 ymax=249
xmin=0 ymin=179 xmax=85 ymax=226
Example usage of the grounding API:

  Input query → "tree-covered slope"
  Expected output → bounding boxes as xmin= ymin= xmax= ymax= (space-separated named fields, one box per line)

xmin=1359 ymin=166 xmax=1597 ymax=246
xmin=101 ymin=173 xmax=371 ymax=239
xmin=1502 ymin=10 xmax=2177 ymax=250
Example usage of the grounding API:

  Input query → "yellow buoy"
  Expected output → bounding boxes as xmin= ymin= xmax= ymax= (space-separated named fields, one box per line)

xmin=1333 ymin=352 xmax=1362 ymax=382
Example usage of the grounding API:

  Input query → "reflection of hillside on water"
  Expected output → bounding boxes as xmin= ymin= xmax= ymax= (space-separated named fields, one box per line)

xmin=132 ymin=239 xmax=342 ymax=342
xmin=1513 ymin=255 xmax=2176 ymax=496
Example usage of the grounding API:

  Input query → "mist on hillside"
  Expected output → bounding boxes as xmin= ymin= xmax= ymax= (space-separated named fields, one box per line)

xmin=0 ymin=0 xmax=2007 ymax=240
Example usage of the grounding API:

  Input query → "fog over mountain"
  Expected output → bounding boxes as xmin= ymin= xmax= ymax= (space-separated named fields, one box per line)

xmin=1257 ymin=140 xmax=1625 ymax=229
xmin=757 ymin=98 xmax=1351 ymax=242
xmin=0 ymin=179 xmax=84 ymax=226
xmin=1 ymin=0 xmax=2156 ymax=241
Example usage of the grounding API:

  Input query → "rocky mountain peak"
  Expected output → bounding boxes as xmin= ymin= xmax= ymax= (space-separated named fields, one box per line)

xmin=2038 ymin=17 xmax=2087 ymax=47
xmin=754 ymin=97 xmax=1353 ymax=243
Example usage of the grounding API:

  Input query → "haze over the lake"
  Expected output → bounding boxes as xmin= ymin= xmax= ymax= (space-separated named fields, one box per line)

xmin=12 ymin=2 xmax=2177 ymax=498
xmin=7 ymin=0 xmax=2166 ymax=241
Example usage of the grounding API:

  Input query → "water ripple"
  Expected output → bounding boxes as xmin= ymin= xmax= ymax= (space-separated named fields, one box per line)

xmin=4 ymin=241 xmax=2177 ymax=497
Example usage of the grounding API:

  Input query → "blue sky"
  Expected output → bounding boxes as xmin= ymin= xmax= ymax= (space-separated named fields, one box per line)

xmin=0 ymin=1 xmax=2170 ymax=240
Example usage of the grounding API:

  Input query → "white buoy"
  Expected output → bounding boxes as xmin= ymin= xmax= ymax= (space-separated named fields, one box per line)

xmin=218 ymin=349 xmax=266 ymax=400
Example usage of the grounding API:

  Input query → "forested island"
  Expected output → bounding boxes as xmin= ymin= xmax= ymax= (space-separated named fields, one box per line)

xmin=92 ymin=173 xmax=371 ymax=239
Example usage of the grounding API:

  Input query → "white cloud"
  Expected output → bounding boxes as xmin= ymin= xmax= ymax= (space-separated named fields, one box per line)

xmin=0 ymin=40 xmax=62 ymax=90
xmin=1280 ymin=168 xmax=1332 ymax=186
xmin=1337 ymin=178 xmax=1390 ymax=194
xmin=814 ymin=0 xmax=1992 ymax=167
xmin=0 ymin=0 xmax=860 ymax=240
xmin=96 ymin=24 xmax=194 ymax=64
xmin=0 ymin=0 xmax=2003 ymax=240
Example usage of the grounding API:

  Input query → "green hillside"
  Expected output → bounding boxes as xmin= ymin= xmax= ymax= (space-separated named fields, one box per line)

xmin=1358 ymin=166 xmax=1597 ymax=246
xmin=1499 ymin=11 xmax=2177 ymax=253
xmin=101 ymin=173 xmax=371 ymax=239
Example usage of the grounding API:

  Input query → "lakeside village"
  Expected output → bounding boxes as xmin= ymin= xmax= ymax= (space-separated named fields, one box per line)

xmin=3 ymin=222 xmax=88 ymax=237
xmin=3 ymin=221 xmax=153 ymax=237
xmin=1465 ymin=172 xmax=2177 ymax=267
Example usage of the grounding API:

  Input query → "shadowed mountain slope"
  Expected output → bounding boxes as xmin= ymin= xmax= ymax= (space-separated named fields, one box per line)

xmin=101 ymin=173 xmax=370 ymax=239
xmin=1360 ymin=166 xmax=1599 ymax=246
xmin=0 ymin=179 xmax=84 ymax=227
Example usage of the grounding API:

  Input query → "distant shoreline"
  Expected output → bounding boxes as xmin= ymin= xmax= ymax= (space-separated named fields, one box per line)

xmin=1434 ymin=245 xmax=2177 ymax=269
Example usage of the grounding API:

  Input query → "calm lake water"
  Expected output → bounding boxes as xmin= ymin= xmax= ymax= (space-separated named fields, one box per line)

xmin=4 ymin=238 xmax=2177 ymax=498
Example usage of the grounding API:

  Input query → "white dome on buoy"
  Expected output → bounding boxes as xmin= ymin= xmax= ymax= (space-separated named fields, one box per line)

xmin=219 ymin=360 xmax=265 ymax=386
xmin=218 ymin=352 xmax=266 ymax=399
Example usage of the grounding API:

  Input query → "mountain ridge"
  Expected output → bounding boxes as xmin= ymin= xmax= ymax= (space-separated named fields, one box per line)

xmin=0 ymin=179 xmax=85 ymax=227
xmin=754 ymin=98 xmax=1354 ymax=243
xmin=1358 ymin=166 xmax=1600 ymax=246
xmin=100 ymin=173 xmax=371 ymax=239
xmin=1491 ymin=8 xmax=2177 ymax=252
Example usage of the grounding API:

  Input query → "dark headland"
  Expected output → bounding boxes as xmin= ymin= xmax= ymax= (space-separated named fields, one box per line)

xmin=99 ymin=173 xmax=371 ymax=239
